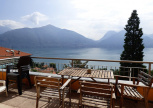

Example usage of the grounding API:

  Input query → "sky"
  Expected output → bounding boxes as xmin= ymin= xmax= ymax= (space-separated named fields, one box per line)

xmin=0 ymin=0 xmax=153 ymax=40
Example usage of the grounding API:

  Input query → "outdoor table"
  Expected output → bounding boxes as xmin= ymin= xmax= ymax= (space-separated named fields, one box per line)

xmin=58 ymin=67 xmax=114 ymax=84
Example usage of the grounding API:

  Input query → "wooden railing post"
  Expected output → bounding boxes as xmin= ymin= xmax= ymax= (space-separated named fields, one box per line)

xmin=148 ymin=63 xmax=151 ymax=75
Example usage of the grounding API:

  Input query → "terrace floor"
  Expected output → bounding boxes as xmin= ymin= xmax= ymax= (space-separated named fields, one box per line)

xmin=0 ymin=86 xmax=153 ymax=108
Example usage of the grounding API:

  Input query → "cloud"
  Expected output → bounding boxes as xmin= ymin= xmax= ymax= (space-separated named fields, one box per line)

xmin=65 ymin=19 xmax=121 ymax=40
xmin=21 ymin=12 xmax=48 ymax=25
xmin=0 ymin=20 xmax=25 ymax=29
xmin=66 ymin=0 xmax=153 ymax=40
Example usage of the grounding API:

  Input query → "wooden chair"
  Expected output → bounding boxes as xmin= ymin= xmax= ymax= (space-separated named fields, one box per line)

xmin=79 ymin=81 xmax=115 ymax=108
xmin=0 ymin=80 xmax=8 ymax=96
xmin=35 ymin=76 xmax=71 ymax=108
xmin=115 ymin=71 xmax=153 ymax=108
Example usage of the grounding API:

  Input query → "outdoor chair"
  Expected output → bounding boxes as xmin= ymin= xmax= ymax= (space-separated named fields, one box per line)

xmin=35 ymin=76 xmax=71 ymax=108
xmin=0 ymin=80 xmax=8 ymax=96
xmin=115 ymin=71 xmax=153 ymax=108
xmin=79 ymin=81 xmax=115 ymax=108
xmin=6 ymin=56 xmax=32 ymax=95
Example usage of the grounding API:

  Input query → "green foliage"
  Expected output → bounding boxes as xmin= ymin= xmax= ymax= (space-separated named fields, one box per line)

xmin=31 ymin=69 xmax=37 ymax=72
xmin=144 ymin=69 xmax=153 ymax=76
xmin=98 ymin=68 xmax=107 ymax=70
xmin=30 ymin=60 xmax=42 ymax=69
xmin=33 ymin=62 xmax=45 ymax=69
xmin=49 ymin=63 xmax=56 ymax=68
xmin=90 ymin=66 xmax=93 ymax=69
xmin=151 ymin=70 xmax=153 ymax=76
xmin=70 ymin=60 xmax=88 ymax=68
xmin=63 ymin=64 xmax=69 ymax=68
xmin=31 ymin=62 xmax=56 ymax=70
xmin=114 ymin=69 xmax=120 ymax=75
xmin=120 ymin=10 xmax=144 ymax=77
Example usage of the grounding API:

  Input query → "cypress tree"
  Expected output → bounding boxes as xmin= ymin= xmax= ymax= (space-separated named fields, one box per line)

xmin=120 ymin=10 xmax=144 ymax=77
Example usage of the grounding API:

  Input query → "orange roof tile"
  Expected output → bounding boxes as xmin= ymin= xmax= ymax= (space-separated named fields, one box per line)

xmin=0 ymin=47 xmax=32 ymax=59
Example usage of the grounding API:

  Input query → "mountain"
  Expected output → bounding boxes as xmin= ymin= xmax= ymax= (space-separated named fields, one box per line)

xmin=0 ymin=26 xmax=11 ymax=34
xmin=98 ymin=31 xmax=118 ymax=41
xmin=97 ymin=30 xmax=125 ymax=48
xmin=0 ymin=24 xmax=153 ymax=49
xmin=147 ymin=34 xmax=153 ymax=39
xmin=143 ymin=36 xmax=153 ymax=48
xmin=98 ymin=30 xmax=153 ymax=49
xmin=0 ymin=25 xmax=96 ymax=48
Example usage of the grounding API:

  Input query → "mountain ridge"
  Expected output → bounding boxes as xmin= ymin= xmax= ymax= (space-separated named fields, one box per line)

xmin=0 ymin=25 xmax=96 ymax=48
xmin=0 ymin=26 xmax=12 ymax=34
xmin=0 ymin=24 xmax=153 ymax=49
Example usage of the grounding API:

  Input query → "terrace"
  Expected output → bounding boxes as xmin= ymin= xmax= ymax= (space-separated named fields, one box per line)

xmin=0 ymin=57 xmax=153 ymax=108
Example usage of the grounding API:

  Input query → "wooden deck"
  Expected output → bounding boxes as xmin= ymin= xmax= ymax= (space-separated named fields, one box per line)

xmin=0 ymin=86 xmax=153 ymax=108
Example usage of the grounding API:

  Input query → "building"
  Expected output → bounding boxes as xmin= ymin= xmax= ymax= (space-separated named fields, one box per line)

xmin=0 ymin=47 xmax=32 ymax=59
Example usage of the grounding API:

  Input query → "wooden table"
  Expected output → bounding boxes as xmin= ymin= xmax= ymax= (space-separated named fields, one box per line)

xmin=58 ymin=68 xmax=114 ymax=84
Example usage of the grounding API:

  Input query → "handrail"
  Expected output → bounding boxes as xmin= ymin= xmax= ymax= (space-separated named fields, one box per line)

xmin=31 ymin=57 xmax=153 ymax=64
xmin=31 ymin=56 xmax=153 ymax=75
xmin=0 ymin=56 xmax=153 ymax=64
xmin=0 ymin=56 xmax=152 ymax=75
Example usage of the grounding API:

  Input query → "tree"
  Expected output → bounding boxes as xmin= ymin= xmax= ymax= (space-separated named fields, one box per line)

xmin=120 ymin=10 xmax=144 ymax=77
xmin=70 ymin=60 xmax=88 ymax=68
xmin=49 ymin=63 xmax=56 ymax=68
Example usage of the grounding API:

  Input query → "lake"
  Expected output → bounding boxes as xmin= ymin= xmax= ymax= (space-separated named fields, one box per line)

xmin=19 ymin=47 xmax=153 ymax=69
xmin=21 ymin=47 xmax=122 ymax=59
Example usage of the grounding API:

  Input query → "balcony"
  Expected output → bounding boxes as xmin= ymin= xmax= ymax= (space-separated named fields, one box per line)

xmin=0 ymin=57 xmax=153 ymax=108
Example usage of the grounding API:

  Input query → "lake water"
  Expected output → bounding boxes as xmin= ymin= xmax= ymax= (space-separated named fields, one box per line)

xmin=19 ymin=47 xmax=153 ymax=69
xmin=21 ymin=47 xmax=122 ymax=59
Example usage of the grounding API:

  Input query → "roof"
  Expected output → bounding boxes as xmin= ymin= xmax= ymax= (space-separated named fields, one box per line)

xmin=0 ymin=47 xmax=32 ymax=59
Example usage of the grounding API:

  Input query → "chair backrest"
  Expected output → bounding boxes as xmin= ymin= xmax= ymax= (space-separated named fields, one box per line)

xmin=80 ymin=81 xmax=114 ymax=97
xmin=35 ymin=76 xmax=61 ymax=90
xmin=138 ymin=71 xmax=153 ymax=87
xmin=20 ymin=65 xmax=30 ymax=72
xmin=80 ymin=81 xmax=114 ymax=107
xmin=17 ymin=56 xmax=32 ymax=68
xmin=6 ymin=65 xmax=18 ymax=76
xmin=6 ymin=56 xmax=31 ymax=79
xmin=19 ymin=65 xmax=30 ymax=78
xmin=6 ymin=65 xmax=13 ymax=74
